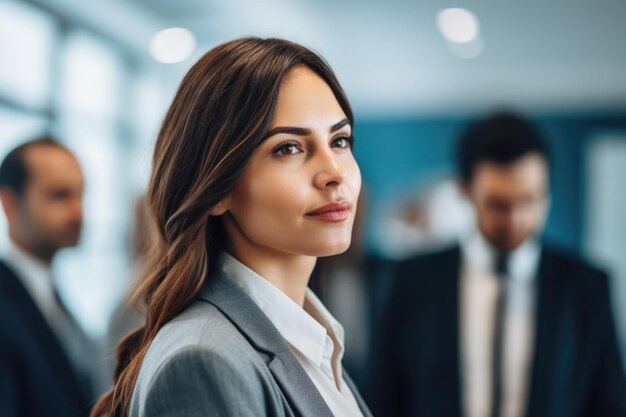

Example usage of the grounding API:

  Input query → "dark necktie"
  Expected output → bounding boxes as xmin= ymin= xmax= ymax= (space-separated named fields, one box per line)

xmin=491 ymin=252 xmax=509 ymax=417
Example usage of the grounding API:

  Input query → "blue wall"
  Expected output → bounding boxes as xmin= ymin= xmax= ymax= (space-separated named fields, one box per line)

xmin=353 ymin=112 xmax=626 ymax=254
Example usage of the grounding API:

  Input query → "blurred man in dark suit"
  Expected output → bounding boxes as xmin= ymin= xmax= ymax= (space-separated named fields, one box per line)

xmin=0 ymin=138 xmax=93 ymax=417
xmin=369 ymin=112 xmax=626 ymax=417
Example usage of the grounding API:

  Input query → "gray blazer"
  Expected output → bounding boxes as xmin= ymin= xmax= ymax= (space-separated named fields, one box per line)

xmin=129 ymin=268 xmax=373 ymax=417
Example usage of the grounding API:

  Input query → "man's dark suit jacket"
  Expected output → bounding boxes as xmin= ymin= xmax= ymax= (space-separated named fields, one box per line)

xmin=0 ymin=260 xmax=92 ymax=417
xmin=368 ymin=244 xmax=626 ymax=417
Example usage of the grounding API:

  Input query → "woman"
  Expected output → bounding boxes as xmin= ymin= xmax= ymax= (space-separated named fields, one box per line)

xmin=91 ymin=38 xmax=372 ymax=417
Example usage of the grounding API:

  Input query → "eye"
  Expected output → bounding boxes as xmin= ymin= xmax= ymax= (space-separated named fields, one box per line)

xmin=49 ymin=189 xmax=72 ymax=201
xmin=273 ymin=142 xmax=302 ymax=156
xmin=332 ymin=136 xmax=354 ymax=149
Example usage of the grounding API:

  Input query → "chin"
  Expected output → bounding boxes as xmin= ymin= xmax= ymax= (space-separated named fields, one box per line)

xmin=309 ymin=239 xmax=352 ymax=257
xmin=500 ymin=238 xmax=526 ymax=252
xmin=60 ymin=237 xmax=81 ymax=248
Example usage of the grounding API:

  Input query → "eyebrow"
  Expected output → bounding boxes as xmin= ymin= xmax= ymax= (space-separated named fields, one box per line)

xmin=264 ymin=118 xmax=351 ymax=140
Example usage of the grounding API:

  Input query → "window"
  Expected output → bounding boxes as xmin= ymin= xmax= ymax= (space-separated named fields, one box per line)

xmin=0 ymin=0 xmax=57 ymax=109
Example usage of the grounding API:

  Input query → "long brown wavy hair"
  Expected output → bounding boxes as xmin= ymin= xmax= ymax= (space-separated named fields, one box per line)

xmin=90 ymin=37 xmax=353 ymax=416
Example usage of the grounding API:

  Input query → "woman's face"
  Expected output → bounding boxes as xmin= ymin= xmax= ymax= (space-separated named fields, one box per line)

xmin=220 ymin=65 xmax=361 ymax=258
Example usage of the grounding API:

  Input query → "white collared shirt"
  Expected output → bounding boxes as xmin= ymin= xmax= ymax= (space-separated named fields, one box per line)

xmin=460 ymin=232 xmax=541 ymax=417
xmin=220 ymin=252 xmax=364 ymax=417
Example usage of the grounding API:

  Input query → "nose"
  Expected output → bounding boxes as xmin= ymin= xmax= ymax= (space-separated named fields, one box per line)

xmin=313 ymin=147 xmax=345 ymax=190
xmin=503 ymin=205 xmax=527 ymax=231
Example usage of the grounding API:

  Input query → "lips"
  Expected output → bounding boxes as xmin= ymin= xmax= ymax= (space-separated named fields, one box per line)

xmin=305 ymin=201 xmax=352 ymax=222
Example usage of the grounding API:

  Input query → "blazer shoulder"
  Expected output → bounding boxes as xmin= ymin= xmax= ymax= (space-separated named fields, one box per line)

xmin=0 ymin=260 xmax=21 ymax=297
xmin=541 ymin=245 xmax=612 ymax=304
xmin=542 ymin=244 xmax=609 ymax=288
xmin=131 ymin=299 xmax=280 ymax=417
xmin=139 ymin=299 xmax=266 ymax=382
xmin=0 ymin=261 xmax=34 ymax=346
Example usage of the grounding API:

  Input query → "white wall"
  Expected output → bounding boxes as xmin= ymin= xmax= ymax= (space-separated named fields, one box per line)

xmin=586 ymin=134 xmax=626 ymax=362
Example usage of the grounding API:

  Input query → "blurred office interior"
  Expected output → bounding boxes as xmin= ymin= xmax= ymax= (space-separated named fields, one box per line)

xmin=1 ymin=0 xmax=625 ymax=382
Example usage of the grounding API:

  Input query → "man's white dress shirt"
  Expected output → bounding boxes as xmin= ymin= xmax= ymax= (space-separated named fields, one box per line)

xmin=460 ymin=232 xmax=541 ymax=417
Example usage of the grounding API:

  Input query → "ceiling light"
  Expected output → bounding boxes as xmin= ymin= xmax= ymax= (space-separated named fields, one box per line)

xmin=436 ymin=8 xmax=480 ymax=44
xmin=149 ymin=27 xmax=196 ymax=64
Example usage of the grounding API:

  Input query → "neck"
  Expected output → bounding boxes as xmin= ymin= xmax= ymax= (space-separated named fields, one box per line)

xmin=226 ymin=245 xmax=316 ymax=307
xmin=9 ymin=233 xmax=54 ymax=266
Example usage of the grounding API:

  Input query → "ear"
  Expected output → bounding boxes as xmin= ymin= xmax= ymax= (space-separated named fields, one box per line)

xmin=208 ymin=197 xmax=230 ymax=217
xmin=0 ymin=188 xmax=17 ymax=222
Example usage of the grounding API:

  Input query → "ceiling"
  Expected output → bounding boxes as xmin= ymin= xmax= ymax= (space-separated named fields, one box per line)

xmin=31 ymin=0 xmax=626 ymax=116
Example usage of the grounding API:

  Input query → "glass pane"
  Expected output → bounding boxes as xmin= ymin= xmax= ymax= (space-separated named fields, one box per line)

xmin=0 ymin=106 xmax=48 ymax=150
xmin=58 ymin=30 xmax=124 ymax=121
xmin=0 ymin=0 xmax=57 ymax=109
xmin=53 ymin=118 xmax=131 ymax=337
xmin=585 ymin=134 xmax=626 ymax=358
xmin=130 ymin=71 xmax=166 ymax=192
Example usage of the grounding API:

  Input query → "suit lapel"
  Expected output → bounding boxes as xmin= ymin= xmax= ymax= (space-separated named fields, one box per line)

xmin=447 ymin=247 xmax=463 ymax=416
xmin=199 ymin=269 xmax=334 ymax=417
xmin=268 ymin=351 xmax=335 ymax=417
xmin=524 ymin=248 xmax=571 ymax=417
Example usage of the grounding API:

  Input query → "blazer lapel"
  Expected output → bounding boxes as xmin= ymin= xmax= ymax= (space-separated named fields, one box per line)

xmin=447 ymin=247 xmax=463 ymax=416
xmin=199 ymin=269 xmax=334 ymax=417
xmin=269 ymin=351 xmax=335 ymax=417
xmin=524 ymin=248 xmax=573 ymax=417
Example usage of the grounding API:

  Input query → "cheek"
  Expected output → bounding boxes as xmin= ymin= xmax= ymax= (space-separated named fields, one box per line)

xmin=22 ymin=197 xmax=47 ymax=224
xmin=231 ymin=167 xmax=309 ymax=230
xmin=476 ymin=205 xmax=496 ymax=225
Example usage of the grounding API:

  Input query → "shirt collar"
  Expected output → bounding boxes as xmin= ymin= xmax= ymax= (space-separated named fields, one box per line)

xmin=461 ymin=230 xmax=541 ymax=282
xmin=219 ymin=251 xmax=345 ymax=367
